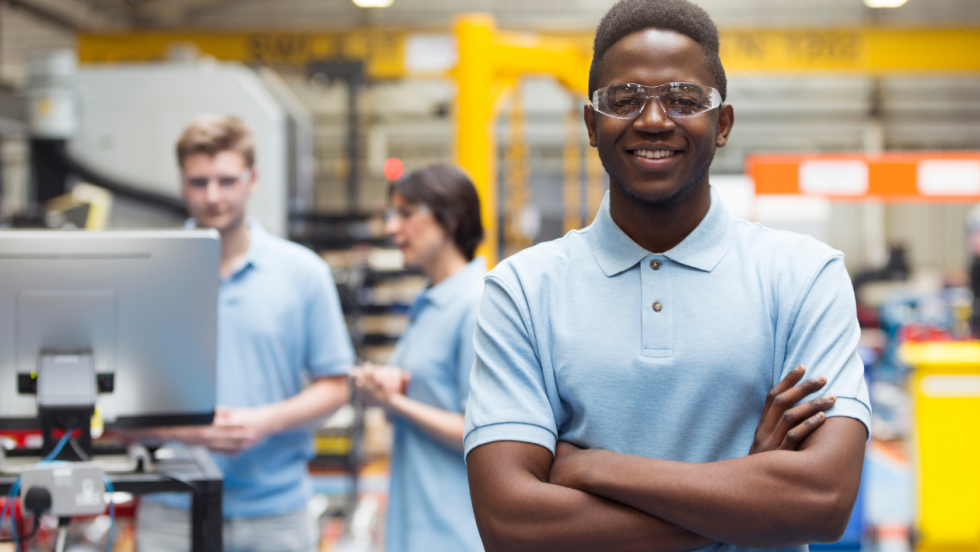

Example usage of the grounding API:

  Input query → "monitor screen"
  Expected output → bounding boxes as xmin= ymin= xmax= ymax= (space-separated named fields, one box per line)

xmin=0 ymin=230 xmax=219 ymax=428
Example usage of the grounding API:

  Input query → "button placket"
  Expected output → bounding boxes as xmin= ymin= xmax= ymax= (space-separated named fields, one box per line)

xmin=641 ymin=256 xmax=673 ymax=356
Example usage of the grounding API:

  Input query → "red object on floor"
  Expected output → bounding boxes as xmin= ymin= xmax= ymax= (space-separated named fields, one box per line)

xmin=0 ymin=497 xmax=30 ymax=537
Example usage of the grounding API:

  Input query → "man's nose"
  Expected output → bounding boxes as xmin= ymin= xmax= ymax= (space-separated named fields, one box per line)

xmin=633 ymin=96 xmax=675 ymax=133
xmin=205 ymin=179 xmax=221 ymax=203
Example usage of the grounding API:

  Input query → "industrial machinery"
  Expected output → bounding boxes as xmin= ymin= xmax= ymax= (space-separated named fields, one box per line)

xmin=23 ymin=50 xmax=315 ymax=237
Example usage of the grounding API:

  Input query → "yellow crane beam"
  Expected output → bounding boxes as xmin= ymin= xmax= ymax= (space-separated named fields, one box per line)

xmin=453 ymin=15 xmax=591 ymax=265
xmin=79 ymin=27 xmax=980 ymax=76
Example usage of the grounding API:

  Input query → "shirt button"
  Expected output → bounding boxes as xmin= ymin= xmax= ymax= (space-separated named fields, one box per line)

xmin=651 ymin=260 xmax=661 ymax=270
xmin=652 ymin=301 xmax=663 ymax=312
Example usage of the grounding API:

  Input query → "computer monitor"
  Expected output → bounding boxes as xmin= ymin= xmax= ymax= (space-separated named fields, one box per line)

xmin=0 ymin=230 xmax=219 ymax=434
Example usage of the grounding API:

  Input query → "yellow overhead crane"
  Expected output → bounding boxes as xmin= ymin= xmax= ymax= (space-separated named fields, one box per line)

xmin=79 ymin=26 xmax=980 ymax=76
xmin=452 ymin=14 xmax=590 ymax=264
xmin=78 ymin=22 xmax=980 ymax=265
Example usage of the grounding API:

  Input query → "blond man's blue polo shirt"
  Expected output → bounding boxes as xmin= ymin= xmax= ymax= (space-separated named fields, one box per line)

xmin=464 ymin=188 xmax=871 ymax=552
xmin=149 ymin=221 xmax=355 ymax=519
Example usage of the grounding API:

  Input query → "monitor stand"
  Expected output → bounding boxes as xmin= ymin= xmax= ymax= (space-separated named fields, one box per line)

xmin=35 ymin=352 xmax=98 ymax=460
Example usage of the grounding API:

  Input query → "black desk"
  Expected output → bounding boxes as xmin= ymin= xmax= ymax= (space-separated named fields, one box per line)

xmin=0 ymin=446 xmax=223 ymax=552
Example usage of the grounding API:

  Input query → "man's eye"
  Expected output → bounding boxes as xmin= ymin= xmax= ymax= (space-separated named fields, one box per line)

xmin=187 ymin=178 xmax=209 ymax=188
xmin=218 ymin=177 xmax=239 ymax=186
xmin=612 ymin=97 xmax=642 ymax=108
xmin=666 ymin=96 xmax=704 ymax=112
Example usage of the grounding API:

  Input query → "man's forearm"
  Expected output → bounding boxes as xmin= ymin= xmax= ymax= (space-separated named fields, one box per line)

xmin=568 ymin=418 xmax=866 ymax=547
xmin=468 ymin=442 xmax=713 ymax=552
xmin=264 ymin=376 xmax=349 ymax=433
xmin=479 ymin=478 xmax=711 ymax=552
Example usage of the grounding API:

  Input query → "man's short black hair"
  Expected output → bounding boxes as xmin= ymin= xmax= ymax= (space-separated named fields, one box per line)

xmin=588 ymin=0 xmax=727 ymax=101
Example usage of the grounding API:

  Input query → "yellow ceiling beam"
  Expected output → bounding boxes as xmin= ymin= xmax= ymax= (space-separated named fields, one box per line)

xmin=79 ymin=26 xmax=980 ymax=76
xmin=77 ymin=30 xmax=408 ymax=78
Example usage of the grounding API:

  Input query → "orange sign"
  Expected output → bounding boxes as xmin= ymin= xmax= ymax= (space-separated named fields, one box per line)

xmin=747 ymin=152 xmax=980 ymax=202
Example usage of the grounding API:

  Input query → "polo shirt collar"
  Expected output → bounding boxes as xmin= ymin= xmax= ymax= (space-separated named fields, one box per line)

xmin=588 ymin=186 xmax=736 ymax=276
xmin=419 ymin=256 xmax=487 ymax=310
xmin=186 ymin=218 xmax=269 ymax=276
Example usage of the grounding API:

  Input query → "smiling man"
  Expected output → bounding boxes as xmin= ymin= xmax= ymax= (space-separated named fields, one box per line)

xmin=463 ymin=1 xmax=871 ymax=552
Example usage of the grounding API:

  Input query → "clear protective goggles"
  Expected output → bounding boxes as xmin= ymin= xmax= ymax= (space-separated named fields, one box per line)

xmin=182 ymin=169 xmax=253 ymax=189
xmin=385 ymin=202 xmax=430 ymax=223
xmin=591 ymin=82 xmax=723 ymax=120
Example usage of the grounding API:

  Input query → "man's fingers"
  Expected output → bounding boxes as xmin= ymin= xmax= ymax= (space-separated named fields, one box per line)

xmin=758 ymin=376 xmax=829 ymax=448
xmin=782 ymin=412 xmax=827 ymax=448
xmin=773 ymin=394 xmax=835 ymax=446
xmin=773 ymin=377 xmax=829 ymax=418
xmin=760 ymin=366 xmax=806 ymax=421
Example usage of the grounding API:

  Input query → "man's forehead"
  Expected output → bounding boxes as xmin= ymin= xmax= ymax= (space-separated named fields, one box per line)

xmin=182 ymin=151 xmax=249 ymax=172
xmin=599 ymin=28 xmax=712 ymax=87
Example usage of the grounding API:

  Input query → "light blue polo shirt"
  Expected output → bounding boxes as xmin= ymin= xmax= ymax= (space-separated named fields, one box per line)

xmin=386 ymin=257 xmax=486 ymax=552
xmin=149 ymin=220 xmax=355 ymax=519
xmin=464 ymin=188 xmax=870 ymax=552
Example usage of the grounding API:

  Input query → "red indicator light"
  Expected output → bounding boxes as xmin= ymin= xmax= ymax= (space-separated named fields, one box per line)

xmin=383 ymin=158 xmax=405 ymax=180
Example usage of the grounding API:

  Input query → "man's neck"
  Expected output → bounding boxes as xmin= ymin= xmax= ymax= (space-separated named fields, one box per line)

xmin=608 ymin=181 xmax=711 ymax=254
xmin=219 ymin=219 xmax=251 ymax=279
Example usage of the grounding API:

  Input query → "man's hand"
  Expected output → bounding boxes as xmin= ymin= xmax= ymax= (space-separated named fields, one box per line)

xmin=147 ymin=406 xmax=279 ymax=455
xmin=550 ymin=365 xmax=837 ymax=490
xmin=209 ymin=405 xmax=280 ymax=454
xmin=351 ymin=363 xmax=410 ymax=407
xmin=749 ymin=365 xmax=835 ymax=454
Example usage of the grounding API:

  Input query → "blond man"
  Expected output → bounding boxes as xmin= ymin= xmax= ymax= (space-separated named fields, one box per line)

xmin=137 ymin=115 xmax=353 ymax=552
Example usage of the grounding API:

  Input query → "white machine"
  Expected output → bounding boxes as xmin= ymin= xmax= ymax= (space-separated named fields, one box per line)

xmin=51 ymin=56 xmax=315 ymax=237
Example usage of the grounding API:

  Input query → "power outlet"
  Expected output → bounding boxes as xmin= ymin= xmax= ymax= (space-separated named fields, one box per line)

xmin=19 ymin=462 xmax=106 ymax=517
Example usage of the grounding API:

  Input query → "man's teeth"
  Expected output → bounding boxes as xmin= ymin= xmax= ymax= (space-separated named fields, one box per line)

xmin=633 ymin=150 xmax=676 ymax=159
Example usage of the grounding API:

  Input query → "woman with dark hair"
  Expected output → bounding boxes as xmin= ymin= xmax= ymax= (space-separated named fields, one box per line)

xmin=351 ymin=164 xmax=485 ymax=552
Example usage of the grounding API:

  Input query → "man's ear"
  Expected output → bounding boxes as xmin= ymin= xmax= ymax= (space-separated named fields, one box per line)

xmin=716 ymin=103 xmax=734 ymax=148
xmin=246 ymin=168 xmax=259 ymax=197
xmin=584 ymin=104 xmax=599 ymax=148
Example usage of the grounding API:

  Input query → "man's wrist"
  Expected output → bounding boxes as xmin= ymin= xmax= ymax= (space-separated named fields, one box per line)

xmin=258 ymin=404 xmax=287 ymax=434
xmin=577 ymin=449 xmax=605 ymax=493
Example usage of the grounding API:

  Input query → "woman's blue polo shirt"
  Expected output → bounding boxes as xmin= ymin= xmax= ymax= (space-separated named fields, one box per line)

xmin=386 ymin=257 xmax=486 ymax=552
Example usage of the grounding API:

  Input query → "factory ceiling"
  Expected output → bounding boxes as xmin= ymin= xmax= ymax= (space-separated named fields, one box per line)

xmin=12 ymin=0 xmax=980 ymax=31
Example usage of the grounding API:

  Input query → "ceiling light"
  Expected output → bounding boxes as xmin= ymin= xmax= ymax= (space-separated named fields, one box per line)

xmin=352 ymin=0 xmax=394 ymax=7
xmin=863 ymin=0 xmax=909 ymax=7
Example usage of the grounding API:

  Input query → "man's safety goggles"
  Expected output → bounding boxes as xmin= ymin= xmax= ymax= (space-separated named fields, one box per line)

xmin=182 ymin=170 xmax=253 ymax=189
xmin=591 ymin=82 xmax=723 ymax=120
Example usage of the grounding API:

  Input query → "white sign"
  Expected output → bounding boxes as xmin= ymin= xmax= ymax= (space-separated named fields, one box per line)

xmin=921 ymin=375 xmax=980 ymax=397
xmin=917 ymin=160 xmax=980 ymax=196
xmin=799 ymin=160 xmax=869 ymax=196
xmin=405 ymin=34 xmax=458 ymax=74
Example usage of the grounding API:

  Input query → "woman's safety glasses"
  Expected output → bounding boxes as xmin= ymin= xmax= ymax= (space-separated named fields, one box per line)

xmin=385 ymin=203 xmax=430 ymax=223
xmin=591 ymin=82 xmax=723 ymax=120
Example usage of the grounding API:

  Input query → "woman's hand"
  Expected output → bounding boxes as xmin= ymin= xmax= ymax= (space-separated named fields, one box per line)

xmin=351 ymin=363 xmax=410 ymax=407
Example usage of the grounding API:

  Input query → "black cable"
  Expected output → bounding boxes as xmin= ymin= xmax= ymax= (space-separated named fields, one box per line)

xmin=68 ymin=437 xmax=91 ymax=461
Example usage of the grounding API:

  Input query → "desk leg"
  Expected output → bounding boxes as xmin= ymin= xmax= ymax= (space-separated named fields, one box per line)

xmin=191 ymin=487 xmax=222 ymax=552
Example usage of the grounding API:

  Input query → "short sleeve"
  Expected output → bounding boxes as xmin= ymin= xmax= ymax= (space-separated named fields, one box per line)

xmin=455 ymin=302 xmax=479 ymax=413
xmin=779 ymin=256 xmax=871 ymax=438
xmin=305 ymin=261 xmax=355 ymax=378
xmin=463 ymin=276 xmax=558 ymax=459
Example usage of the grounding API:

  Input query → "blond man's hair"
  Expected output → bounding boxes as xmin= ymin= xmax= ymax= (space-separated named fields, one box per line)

xmin=176 ymin=115 xmax=255 ymax=169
